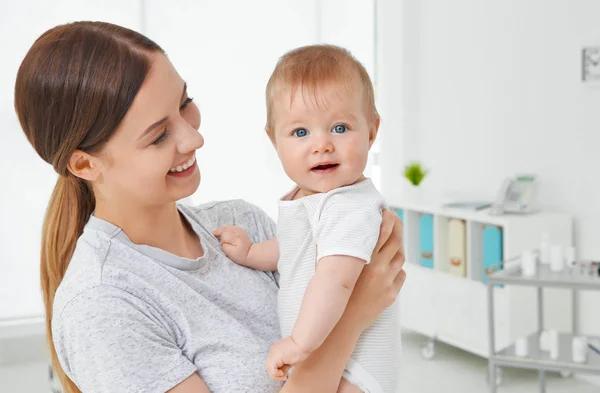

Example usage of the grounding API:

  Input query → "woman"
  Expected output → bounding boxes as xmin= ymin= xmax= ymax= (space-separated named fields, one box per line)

xmin=14 ymin=21 xmax=405 ymax=393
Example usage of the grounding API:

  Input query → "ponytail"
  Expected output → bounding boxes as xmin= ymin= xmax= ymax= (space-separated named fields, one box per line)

xmin=14 ymin=21 xmax=164 ymax=392
xmin=41 ymin=175 xmax=94 ymax=393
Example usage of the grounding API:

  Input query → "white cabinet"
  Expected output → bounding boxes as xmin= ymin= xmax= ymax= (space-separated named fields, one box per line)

xmin=393 ymin=200 xmax=573 ymax=357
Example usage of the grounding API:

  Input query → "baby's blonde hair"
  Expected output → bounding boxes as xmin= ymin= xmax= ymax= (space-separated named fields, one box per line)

xmin=265 ymin=44 xmax=378 ymax=135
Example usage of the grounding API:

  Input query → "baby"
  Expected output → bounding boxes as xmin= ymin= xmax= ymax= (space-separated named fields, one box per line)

xmin=213 ymin=45 xmax=400 ymax=393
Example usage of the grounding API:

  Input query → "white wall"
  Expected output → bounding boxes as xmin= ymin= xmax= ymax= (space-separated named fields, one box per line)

xmin=319 ymin=0 xmax=378 ymax=183
xmin=0 ymin=0 xmax=375 ymax=321
xmin=145 ymin=0 xmax=375 ymax=220
xmin=378 ymin=0 xmax=600 ymax=334
xmin=143 ymin=0 xmax=317 ymax=220
xmin=0 ymin=0 xmax=142 ymax=321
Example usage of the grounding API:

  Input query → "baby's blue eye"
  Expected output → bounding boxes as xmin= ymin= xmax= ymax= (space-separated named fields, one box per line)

xmin=293 ymin=128 xmax=308 ymax=138
xmin=333 ymin=124 xmax=347 ymax=133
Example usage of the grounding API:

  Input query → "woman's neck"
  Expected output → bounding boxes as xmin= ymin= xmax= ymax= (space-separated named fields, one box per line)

xmin=93 ymin=199 xmax=203 ymax=259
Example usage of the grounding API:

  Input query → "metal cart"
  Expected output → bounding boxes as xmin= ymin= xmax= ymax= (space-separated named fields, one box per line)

xmin=487 ymin=262 xmax=600 ymax=392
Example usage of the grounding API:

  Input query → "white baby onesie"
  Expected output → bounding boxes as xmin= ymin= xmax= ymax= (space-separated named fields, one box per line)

xmin=276 ymin=178 xmax=400 ymax=393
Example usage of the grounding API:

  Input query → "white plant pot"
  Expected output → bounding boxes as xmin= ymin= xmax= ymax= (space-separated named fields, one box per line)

xmin=405 ymin=184 xmax=422 ymax=203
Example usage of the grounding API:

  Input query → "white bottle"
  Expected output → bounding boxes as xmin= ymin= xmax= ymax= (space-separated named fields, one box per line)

xmin=550 ymin=245 xmax=564 ymax=272
xmin=515 ymin=336 xmax=529 ymax=357
xmin=572 ymin=336 xmax=588 ymax=363
xmin=548 ymin=329 xmax=560 ymax=360
xmin=540 ymin=233 xmax=550 ymax=265
xmin=540 ymin=330 xmax=550 ymax=351
xmin=521 ymin=250 xmax=537 ymax=277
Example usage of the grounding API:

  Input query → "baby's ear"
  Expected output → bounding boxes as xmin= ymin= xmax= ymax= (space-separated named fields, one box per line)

xmin=368 ymin=116 xmax=381 ymax=149
xmin=265 ymin=126 xmax=276 ymax=146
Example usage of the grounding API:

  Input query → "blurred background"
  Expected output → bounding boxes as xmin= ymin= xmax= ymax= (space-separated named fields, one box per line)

xmin=1 ymin=0 xmax=599 ymax=392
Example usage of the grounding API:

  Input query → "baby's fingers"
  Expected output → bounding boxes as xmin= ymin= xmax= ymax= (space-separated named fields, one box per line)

xmin=212 ymin=225 xmax=237 ymax=237
xmin=280 ymin=365 xmax=291 ymax=378
xmin=221 ymin=243 xmax=239 ymax=256
xmin=217 ymin=231 xmax=239 ymax=245
xmin=272 ymin=368 xmax=286 ymax=381
xmin=266 ymin=359 xmax=286 ymax=381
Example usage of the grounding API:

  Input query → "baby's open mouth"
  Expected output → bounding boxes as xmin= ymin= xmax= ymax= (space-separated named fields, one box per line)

xmin=311 ymin=163 xmax=339 ymax=172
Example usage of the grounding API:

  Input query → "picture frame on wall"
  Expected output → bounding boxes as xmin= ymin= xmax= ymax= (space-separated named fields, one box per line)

xmin=582 ymin=45 xmax=600 ymax=86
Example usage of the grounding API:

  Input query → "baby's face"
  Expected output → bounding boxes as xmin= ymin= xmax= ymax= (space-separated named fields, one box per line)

xmin=270 ymin=85 xmax=376 ymax=195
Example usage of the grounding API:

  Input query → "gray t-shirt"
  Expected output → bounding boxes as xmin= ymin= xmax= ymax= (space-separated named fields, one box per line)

xmin=52 ymin=200 xmax=283 ymax=393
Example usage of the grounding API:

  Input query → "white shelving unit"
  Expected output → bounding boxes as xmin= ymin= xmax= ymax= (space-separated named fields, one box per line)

xmin=487 ymin=264 xmax=600 ymax=392
xmin=392 ymin=199 xmax=574 ymax=359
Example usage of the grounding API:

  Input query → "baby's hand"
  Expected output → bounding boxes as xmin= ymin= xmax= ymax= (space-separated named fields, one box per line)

xmin=212 ymin=225 xmax=252 ymax=265
xmin=265 ymin=336 xmax=311 ymax=381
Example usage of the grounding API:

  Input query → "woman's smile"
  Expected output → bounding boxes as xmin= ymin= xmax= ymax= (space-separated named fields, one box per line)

xmin=168 ymin=155 xmax=197 ymax=178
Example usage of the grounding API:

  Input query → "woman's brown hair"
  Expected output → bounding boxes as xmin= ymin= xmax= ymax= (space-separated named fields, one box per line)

xmin=14 ymin=21 xmax=163 ymax=393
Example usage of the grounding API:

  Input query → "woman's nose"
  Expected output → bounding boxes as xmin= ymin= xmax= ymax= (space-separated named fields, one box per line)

xmin=177 ymin=123 xmax=204 ymax=153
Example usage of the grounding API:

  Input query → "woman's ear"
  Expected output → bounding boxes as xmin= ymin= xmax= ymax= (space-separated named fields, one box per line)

xmin=368 ymin=116 xmax=381 ymax=149
xmin=67 ymin=149 xmax=101 ymax=181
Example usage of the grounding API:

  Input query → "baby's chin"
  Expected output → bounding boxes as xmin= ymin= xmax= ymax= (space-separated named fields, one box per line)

xmin=294 ymin=172 xmax=366 ymax=196
xmin=299 ymin=182 xmax=352 ymax=196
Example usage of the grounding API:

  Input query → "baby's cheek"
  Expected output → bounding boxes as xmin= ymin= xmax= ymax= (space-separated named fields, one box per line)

xmin=280 ymin=157 xmax=304 ymax=183
xmin=346 ymin=141 xmax=369 ymax=165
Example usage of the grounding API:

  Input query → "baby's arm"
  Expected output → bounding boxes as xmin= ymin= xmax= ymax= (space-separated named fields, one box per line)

xmin=266 ymin=255 xmax=364 ymax=380
xmin=291 ymin=255 xmax=364 ymax=352
xmin=248 ymin=237 xmax=279 ymax=271
xmin=213 ymin=226 xmax=279 ymax=271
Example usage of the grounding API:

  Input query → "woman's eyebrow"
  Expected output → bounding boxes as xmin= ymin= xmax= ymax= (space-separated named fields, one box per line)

xmin=139 ymin=117 xmax=168 ymax=139
xmin=138 ymin=82 xmax=188 ymax=140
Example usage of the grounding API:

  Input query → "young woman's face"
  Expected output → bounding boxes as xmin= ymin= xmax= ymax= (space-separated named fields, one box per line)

xmin=94 ymin=54 xmax=203 ymax=206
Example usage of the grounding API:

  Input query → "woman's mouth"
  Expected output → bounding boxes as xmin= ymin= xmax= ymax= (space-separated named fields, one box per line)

xmin=168 ymin=156 xmax=197 ymax=177
xmin=311 ymin=163 xmax=339 ymax=174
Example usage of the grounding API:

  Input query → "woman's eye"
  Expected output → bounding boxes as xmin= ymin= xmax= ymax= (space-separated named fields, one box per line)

xmin=152 ymin=130 xmax=169 ymax=145
xmin=180 ymin=97 xmax=194 ymax=110
xmin=293 ymin=128 xmax=308 ymax=138
xmin=332 ymin=124 xmax=347 ymax=134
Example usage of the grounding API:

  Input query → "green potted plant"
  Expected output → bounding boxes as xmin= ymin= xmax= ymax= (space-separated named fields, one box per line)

xmin=404 ymin=161 xmax=428 ymax=201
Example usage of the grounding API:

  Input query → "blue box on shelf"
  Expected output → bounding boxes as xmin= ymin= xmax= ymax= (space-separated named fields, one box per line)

xmin=483 ymin=225 xmax=503 ymax=283
xmin=419 ymin=214 xmax=434 ymax=269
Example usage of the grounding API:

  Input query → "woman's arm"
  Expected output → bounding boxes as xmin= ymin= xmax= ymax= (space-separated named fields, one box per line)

xmin=167 ymin=373 xmax=210 ymax=393
xmin=281 ymin=209 xmax=406 ymax=393
xmin=53 ymin=286 xmax=202 ymax=393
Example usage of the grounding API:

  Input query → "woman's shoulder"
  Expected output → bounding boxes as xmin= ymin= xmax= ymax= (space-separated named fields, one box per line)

xmin=52 ymin=229 xmax=112 ymax=311
xmin=52 ymin=224 xmax=152 ymax=324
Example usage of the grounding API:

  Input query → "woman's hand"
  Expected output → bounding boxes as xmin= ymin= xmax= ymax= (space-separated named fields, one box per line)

xmin=345 ymin=209 xmax=406 ymax=331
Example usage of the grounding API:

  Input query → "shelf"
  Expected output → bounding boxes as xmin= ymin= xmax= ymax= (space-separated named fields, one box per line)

xmin=388 ymin=198 xmax=570 ymax=228
xmin=493 ymin=331 xmax=600 ymax=374
xmin=489 ymin=264 xmax=600 ymax=290
xmin=391 ymin=200 xmax=574 ymax=364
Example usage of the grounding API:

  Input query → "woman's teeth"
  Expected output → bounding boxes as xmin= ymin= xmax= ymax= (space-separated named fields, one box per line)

xmin=169 ymin=156 xmax=196 ymax=173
